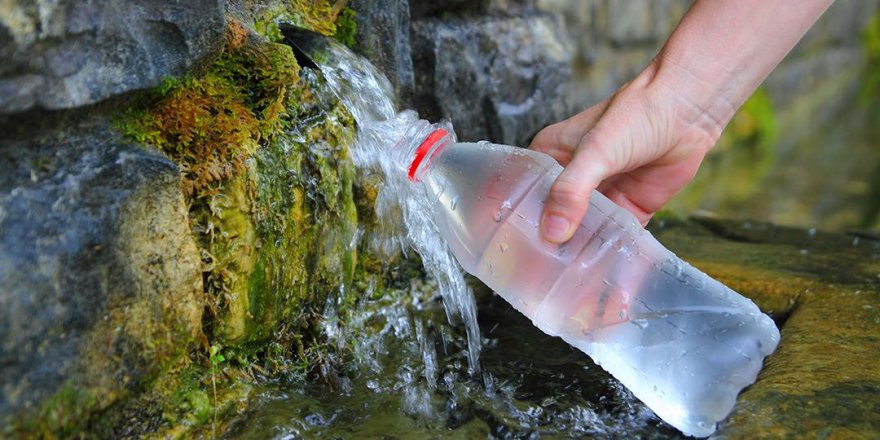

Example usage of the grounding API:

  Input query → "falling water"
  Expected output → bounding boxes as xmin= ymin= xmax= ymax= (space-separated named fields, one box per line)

xmin=222 ymin=36 xmax=678 ymax=439
xmin=311 ymin=37 xmax=482 ymax=373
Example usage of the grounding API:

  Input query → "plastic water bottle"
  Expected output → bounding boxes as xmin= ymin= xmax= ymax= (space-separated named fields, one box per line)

xmin=396 ymin=119 xmax=780 ymax=437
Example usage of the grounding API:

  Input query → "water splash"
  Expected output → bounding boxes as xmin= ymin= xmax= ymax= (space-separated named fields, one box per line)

xmin=310 ymin=37 xmax=482 ymax=373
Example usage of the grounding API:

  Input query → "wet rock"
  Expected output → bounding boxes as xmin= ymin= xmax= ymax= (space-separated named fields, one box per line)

xmin=349 ymin=0 xmax=415 ymax=103
xmin=0 ymin=115 xmax=203 ymax=434
xmin=411 ymin=13 xmax=574 ymax=146
xmin=0 ymin=0 xmax=225 ymax=114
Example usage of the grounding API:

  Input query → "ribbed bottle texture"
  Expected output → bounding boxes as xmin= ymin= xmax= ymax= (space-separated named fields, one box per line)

xmin=400 ymin=127 xmax=780 ymax=437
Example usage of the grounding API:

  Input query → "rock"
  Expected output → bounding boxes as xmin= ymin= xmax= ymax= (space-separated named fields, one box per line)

xmin=349 ymin=0 xmax=415 ymax=104
xmin=0 ymin=0 xmax=226 ymax=114
xmin=411 ymin=13 xmax=574 ymax=146
xmin=0 ymin=115 xmax=203 ymax=434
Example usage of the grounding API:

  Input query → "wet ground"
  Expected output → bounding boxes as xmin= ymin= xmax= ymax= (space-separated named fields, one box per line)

xmin=223 ymin=217 xmax=880 ymax=439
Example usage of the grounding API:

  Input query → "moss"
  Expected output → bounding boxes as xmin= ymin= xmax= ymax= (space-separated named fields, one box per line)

xmin=118 ymin=19 xmax=299 ymax=195
xmin=253 ymin=0 xmax=355 ymax=45
xmin=19 ymin=382 xmax=97 ymax=438
xmin=647 ymin=208 xmax=684 ymax=224
xmin=196 ymin=171 xmax=259 ymax=342
xmin=108 ymin=10 xmax=378 ymax=437
xmin=333 ymin=7 xmax=358 ymax=48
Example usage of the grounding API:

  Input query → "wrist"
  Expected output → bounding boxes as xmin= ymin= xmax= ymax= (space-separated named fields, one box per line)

xmin=630 ymin=57 xmax=724 ymax=158
xmin=648 ymin=54 xmax=731 ymax=155
xmin=642 ymin=0 xmax=835 ymax=155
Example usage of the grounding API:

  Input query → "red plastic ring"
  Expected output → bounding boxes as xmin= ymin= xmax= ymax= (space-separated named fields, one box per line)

xmin=408 ymin=128 xmax=448 ymax=181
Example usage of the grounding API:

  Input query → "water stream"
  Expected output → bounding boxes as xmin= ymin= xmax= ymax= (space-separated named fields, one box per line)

xmin=314 ymin=37 xmax=482 ymax=373
xmin=222 ymin=38 xmax=679 ymax=438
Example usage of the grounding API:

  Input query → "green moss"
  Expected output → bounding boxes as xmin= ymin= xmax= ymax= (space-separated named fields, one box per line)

xmin=197 ymin=172 xmax=259 ymax=343
xmin=118 ymin=19 xmax=299 ymax=195
xmin=19 ymin=382 xmax=97 ymax=438
xmin=333 ymin=7 xmax=358 ymax=48
xmin=254 ymin=0 xmax=356 ymax=45
xmin=107 ymin=12 xmax=380 ymax=437
xmin=647 ymin=208 xmax=684 ymax=224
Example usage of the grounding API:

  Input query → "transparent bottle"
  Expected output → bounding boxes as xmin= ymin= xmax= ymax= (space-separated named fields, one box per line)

xmin=397 ymin=121 xmax=780 ymax=437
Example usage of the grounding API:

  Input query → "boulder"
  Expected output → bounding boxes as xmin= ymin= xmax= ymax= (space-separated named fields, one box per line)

xmin=349 ymin=0 xmax=415 ymax=104
xmin=411 ymin=13 xmax=574 ymax=146
xmin=0 ymin=0 xmax=225 ymax=113
xmin=0 ymin=114 xmax=203 ymax=434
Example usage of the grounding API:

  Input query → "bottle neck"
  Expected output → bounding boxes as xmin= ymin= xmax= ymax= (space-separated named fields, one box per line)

xmin=395 ymin=118 xmax=456 ymax=182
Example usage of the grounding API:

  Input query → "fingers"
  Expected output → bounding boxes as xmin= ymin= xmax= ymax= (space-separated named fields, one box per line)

xmin=529 ymin=98 xmax=610 ymax=166
xmin=540 ymin=134 xmax=615 ymax=243
xmin=596 ymin=178 xmax=655 ymax=226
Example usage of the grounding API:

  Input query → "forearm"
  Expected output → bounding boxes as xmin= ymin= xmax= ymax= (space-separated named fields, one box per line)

xmin=531 ymin=0 xmax=834 ymax=240
xmin=648 ymin=0 xmax=834 ymax=143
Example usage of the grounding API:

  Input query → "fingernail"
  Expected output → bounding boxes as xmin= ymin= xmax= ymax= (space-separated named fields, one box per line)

xmin=541 ymin=214 xmax=570 ymax=242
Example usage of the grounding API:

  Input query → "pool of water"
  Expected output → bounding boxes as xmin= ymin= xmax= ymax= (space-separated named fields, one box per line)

xmin=223 ymin=279 xmax=683 ymax=439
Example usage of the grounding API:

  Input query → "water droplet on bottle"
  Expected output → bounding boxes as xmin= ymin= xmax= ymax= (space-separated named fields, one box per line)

xmin=493 ymin=210 xmax=502 ymax=222
xmin=450 ymin=196 xmax=458 ymax=211
xmin=618 ymin=310 xmax=627 ymax=320
xmin=499 ymin=242 xmax=509 ymax=253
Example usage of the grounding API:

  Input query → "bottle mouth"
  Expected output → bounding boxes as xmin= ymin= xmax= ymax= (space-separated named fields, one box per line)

xmin=408 ymin=128 xmax=449 ymax=181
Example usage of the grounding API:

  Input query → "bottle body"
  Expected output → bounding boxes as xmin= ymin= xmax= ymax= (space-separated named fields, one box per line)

xmin=417 ymin=138 xmax=780 ymax=437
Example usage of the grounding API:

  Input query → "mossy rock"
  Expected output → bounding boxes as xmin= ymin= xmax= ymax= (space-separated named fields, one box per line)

xmin=2 ymin=4 xmax=373 ymax=437
xmin=0 ymin=126 xmax=204 ymax=438
xmin=96 ymin=8 xmax=381 ymax=438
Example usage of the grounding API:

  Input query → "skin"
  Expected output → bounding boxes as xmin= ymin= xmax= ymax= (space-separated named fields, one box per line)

xmin=530 ymin=0 xmax=836 ymax=243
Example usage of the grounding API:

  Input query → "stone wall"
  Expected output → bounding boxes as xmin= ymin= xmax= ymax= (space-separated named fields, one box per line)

xmin=353 ymin=0 xmax=877 ymax=144
xmin=0 ymin=2 xmax=375 ymax=437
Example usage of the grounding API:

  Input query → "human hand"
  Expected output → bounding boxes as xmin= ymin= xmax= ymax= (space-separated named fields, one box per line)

xmin=530 ymin=63 xmax=718 ymax=243
xmin=529 ymin=0 xmax=833 ymax=244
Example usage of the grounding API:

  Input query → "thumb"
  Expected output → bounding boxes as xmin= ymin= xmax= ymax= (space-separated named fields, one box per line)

xmin=540 ymin=135 xmax=617 ymax=243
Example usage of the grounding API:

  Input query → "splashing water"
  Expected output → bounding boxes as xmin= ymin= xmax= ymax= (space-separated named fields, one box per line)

xmin=313 ymin=37 xmax=482 ymax=373
xmin=223 ymin=37 xmax=681 ymax=440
